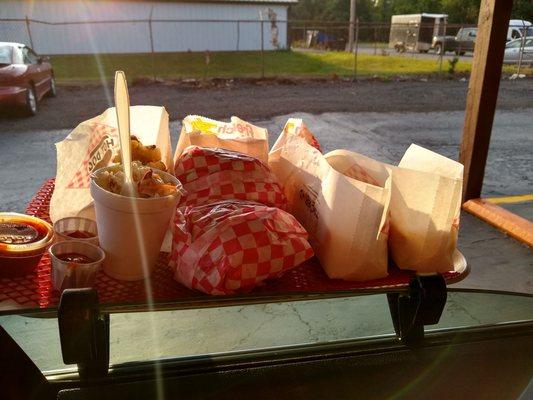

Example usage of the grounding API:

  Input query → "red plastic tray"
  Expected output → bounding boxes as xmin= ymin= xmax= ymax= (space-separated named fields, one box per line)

xmin=0 ymin=179 xmax=462 ymax=312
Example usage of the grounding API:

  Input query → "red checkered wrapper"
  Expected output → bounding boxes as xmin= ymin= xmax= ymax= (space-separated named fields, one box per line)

xmin=174 ymin=146 xmax=288 ymax=209
xmin=170 ymin=200 xmax=314 ymax=295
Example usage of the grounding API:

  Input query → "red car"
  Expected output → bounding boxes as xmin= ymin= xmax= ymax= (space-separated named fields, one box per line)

xmin=0 ymin=42 xmax=56 ymax=116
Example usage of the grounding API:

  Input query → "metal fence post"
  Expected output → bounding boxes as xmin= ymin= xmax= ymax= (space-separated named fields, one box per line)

xmin=374 ymin=25 xmax=378 ymax=55
xmin=25 ymin=16 xmax=34 ymax=49
xmin=236 ymin=20 xmax=240 ymax=51
xmin=352 ymin=18 xmax=359 ymax=81
xmin=515 ymin=20 xmax=527 ymax=77
xmin=260 ymin=19 xmax=265 ymax=78
xmin=148 ymin=6 xmax=156 ymax=81
xmin=439 ymin=19 xmax=446 ymax=73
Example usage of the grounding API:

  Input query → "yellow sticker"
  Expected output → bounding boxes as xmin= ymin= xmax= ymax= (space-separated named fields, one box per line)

xmin=284 ymin=122 xmax=295 ymax=134
xmin=190 ymin=118 xmax=218 ymax=134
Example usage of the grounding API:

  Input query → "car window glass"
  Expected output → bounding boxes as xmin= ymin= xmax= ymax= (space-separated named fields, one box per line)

xmin=22 ymin=47 xmax=38 ymax=64
xmin=28 ymin=48 xmax=40 ymax=62
xmin=11 ymin=47 xmax=23 ymax=64
xmin=0 ymin=45 xmax=12 ymax=64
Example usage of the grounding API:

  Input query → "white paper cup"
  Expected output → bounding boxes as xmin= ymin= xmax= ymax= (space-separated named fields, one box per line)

xmin=90 ymin=166 xmax=181 ymax=281
xmin=53 ymin=217 xmax=99 ymax=245
xmin=49 ymin=240 xmax=105 ymax=292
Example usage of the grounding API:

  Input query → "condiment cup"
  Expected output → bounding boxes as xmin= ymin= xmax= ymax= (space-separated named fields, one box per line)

xmin=0 ymin=212 xmax=54 ymax=277
xmin=53 ymin=217 xmax=99 ymax=245
xmin=49 ymin=240 xmax=105 ymax=292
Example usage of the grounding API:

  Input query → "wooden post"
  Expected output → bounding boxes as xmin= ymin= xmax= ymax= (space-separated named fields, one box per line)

xmin=459 ymin=0 xmax=514 ymax=201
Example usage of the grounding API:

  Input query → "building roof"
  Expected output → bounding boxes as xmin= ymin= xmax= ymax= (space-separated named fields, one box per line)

xmin=206 ymin=0 xmax=298 ymax=3
xmin=90 ymin=0 xmax=299 ymax=3
xmin=18 ymin=0 xmax=299 ymax=3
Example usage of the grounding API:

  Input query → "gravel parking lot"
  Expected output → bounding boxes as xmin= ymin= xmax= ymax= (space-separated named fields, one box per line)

xmin=1 ymin=78 xmax=531 ymax=132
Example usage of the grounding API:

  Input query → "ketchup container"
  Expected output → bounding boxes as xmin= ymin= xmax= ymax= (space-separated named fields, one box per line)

xmin=49 ymin=240 xmax=105 ymax=291
xmin=0 ymin=212 xmax=55 ymax=277
xmin=53 ymin=217 xmax=99 ymax=246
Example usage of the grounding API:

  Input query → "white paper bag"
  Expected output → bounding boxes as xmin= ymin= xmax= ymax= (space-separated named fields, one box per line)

xmin=274 ymin=136 xmax=391 ymax=281
xmin=388 ymin=144 xmax=463 ymax=273
xmin=271 ymin=119 xmax=463 ymax=278
xmin=174 ymin=115 xmax=269 ymax=165
xmin=50 ymin=106 xmax=173 ymax=222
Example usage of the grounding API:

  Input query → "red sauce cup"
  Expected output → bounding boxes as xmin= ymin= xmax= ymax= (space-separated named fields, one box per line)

xmin=0 ymin=213 xmax=55 ymax=277
xmin=49 ymin=240 xmax=105 ymax=292
xmin=53 ymin=217 xmax=99 ymax=246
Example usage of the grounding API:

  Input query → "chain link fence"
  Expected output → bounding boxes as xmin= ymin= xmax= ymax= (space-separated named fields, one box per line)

xmin=1 ymin=17 xmax=530 ymax=81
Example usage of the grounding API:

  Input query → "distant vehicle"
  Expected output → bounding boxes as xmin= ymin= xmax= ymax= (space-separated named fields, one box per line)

xmin=431 ymin=27 xmax=476 ymax=55
xmin=454 ymin=27 xmax=477 ymax=55
xmin=432 ymin=20 xmax=533 ymax=55
xmin=508 ymin=19 xmax=532 ymax=41
xmin=503 ymin=37 xmax=533 ymax=63
xmin=389 ymin=13 xmax=448 ymax=53
xmin=0 ymin=42 xmax=55 ymax=116
xmin=305 ymin=30 xmax=346 ymax=51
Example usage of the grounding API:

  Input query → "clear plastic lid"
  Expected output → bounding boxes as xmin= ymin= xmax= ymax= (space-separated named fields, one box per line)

xmin=0 ymin=213 xmax=54 ymax=256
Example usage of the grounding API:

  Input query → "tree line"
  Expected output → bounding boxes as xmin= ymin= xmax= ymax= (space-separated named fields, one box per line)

xmin=289 ymin=0 xmax=533 ymax=24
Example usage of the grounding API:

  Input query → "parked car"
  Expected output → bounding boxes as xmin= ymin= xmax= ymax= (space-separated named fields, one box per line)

xmin=503 ymin=37 xmax=533 ymax=63
xmin=0 ymin=42 xmax=56 ymax=116
xmin=508 ymin=19 xmax=532 ymax=41
xmin=432 ymin=20 xmax=533 ymax=55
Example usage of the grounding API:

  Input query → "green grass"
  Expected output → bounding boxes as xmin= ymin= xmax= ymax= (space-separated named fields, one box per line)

xmin=49 ymin=50 xmax=524 ymax=83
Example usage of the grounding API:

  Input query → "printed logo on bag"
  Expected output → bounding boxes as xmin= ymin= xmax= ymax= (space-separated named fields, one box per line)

xmin=67 ymin=124 xmax=117 ymax=189
xmin=293 ymin=185 xmax=320 ymax=236
xmin=298 ymin=187 xmax=319 ymax=220
xmin=217 ymin=122 xmax=255 ymax=138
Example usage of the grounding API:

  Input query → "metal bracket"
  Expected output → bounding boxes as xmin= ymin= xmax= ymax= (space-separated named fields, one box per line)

xmin=387 ymin=274 xmax=447 ymax=346
xmin=58 ymin=288 xmax=110 ymax=379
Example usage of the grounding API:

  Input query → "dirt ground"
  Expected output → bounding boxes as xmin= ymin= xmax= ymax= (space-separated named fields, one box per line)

xmin=1 ymin=78 xmax=532 ymax=131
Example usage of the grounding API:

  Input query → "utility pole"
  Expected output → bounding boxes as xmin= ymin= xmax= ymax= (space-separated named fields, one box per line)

xmin=348 ymin=0 xmax=356 ymax=51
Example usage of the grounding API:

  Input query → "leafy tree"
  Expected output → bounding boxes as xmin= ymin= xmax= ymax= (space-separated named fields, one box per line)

xmin=512 ymin=0 xmax=533 ymax=22
xmin=440 ymin=0 xmax=480 ymax=23
xmin=290 ymin=0 xmax=533 ymax=24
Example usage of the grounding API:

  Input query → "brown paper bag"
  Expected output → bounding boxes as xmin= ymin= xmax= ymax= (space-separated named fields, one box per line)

xmin=174 ymin=115 xmax=269 ymax=165
xmin=388 ymin=144 xmax=463 ymax=273
xmin=273 ymin=136 xmax=391 ymax=281
xmin=50 ymin=106 xmax=173 ymax=222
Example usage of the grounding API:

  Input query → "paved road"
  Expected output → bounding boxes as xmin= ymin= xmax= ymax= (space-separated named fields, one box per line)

xmin=1 ymin=108 xmax=530 ymax=213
